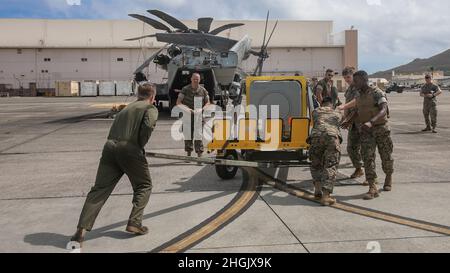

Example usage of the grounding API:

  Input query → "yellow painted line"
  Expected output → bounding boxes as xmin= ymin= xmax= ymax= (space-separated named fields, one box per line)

xmin=159 ymin=173 xmax=259 ymax=253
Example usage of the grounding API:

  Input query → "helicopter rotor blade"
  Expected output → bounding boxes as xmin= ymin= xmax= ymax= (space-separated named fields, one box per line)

xmin=147 ymin=10 xmax=189 ymax=31
xmin=198 ymin=17 xmax=214 ymax=33
xmin=128 ymin=14 xmax=171 ymax=32
xmin=155 ymin=33 xmax=237 ymax=52
xmin=124 ymin=34 xmax=156 ymax=41
xmin=209 ymin=23 xmax=245 ymax=35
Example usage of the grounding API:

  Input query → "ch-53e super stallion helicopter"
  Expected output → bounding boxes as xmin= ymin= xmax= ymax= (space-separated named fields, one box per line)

xmin=126 ymin=9 xmax=278 ymax=110
xmin=126 ymin=10 xmax=316 ymax=181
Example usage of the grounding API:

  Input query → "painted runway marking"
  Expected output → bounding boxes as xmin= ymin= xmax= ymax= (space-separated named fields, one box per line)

xmin=152 ymin=168 xmax=262 ymax=253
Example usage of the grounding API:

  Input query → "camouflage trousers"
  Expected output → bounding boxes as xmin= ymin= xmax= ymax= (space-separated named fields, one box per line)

xmin=347 ymin=125 xmax=363 ymax=169
xmin=309 ymin=135 xmax=341 ymax=193
xmin=423 ymin=101 xmax=437 ymax=129
xmin=360 ymin=124 xmax=394 ymax=182
xmin=184 ymin=140 xmax=204 ymax=154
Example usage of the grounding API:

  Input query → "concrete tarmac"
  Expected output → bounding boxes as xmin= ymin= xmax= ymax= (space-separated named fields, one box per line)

xmin=0 ymin=93 xmax=449 ymax=253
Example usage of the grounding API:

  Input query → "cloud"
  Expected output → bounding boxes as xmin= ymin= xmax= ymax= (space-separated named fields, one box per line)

xmin=1 ymin=0 xmax=449 ymax=73
xmin=66 ymin=0 xmax=81 ymax=6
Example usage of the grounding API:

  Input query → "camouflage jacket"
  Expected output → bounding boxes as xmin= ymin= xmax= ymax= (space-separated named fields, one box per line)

xmin=310 ymin=106 xmax=343 ymax=140
xmin=421 ymin=83 xmax=440 ymax=104
xmin=314 ymin=79 xmax=341 ymax=108
xmin=180 ymin=85 xmax=210 ymax=110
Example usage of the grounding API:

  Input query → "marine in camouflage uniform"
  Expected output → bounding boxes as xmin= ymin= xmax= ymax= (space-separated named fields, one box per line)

xmin=314 ymin=69 xmax=342 ymax=109
xmin=70 ymin=84 xmax=159 ymax=246
xmin=308 ymin=97 xmax=343 ymax=206
xmin=341 ymin=71 xmax=394 ymax=200
xmin=344 ymin=84 xmax=364 ymax=176
xmin=420 ymin=75 xmax=442 ymax=133
xmin=177 ymin=73 xmax=210 ymax=156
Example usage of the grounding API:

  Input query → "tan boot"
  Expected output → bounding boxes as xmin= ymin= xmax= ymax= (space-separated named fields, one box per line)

xmin=351 ymin=168 xmax=364 ymax=179
xmin=320 ymin=190 xmax=336 ymax=206
xmin=363 ymin=182 xmax=380 ymax=200
xmin=313 ymin=181 xmax=323 ymax=200
xmin=384 ymin=175 xmax=392 ymax=192
xmin=126 ymin=222 xmax=149 ymax=236
xmin=362 ymin=178 xmax=379 ymax=186
xmin=197 ymin=152 xmax=203 ymax=165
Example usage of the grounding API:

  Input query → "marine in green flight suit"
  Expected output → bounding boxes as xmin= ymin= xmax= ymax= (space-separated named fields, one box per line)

xmin=70 ymin=83 xmax=159 ymax=246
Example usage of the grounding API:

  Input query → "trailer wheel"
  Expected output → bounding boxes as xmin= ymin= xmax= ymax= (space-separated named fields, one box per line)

xmin=215 ymin=150 xmax=239 ymax=180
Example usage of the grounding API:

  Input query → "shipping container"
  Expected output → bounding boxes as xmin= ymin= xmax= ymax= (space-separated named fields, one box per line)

xmin=80 ymin=81 xmax=97 ymax=97
xmin=99 ymin=81 xmax=115 ymax=96
xmin=116 ymin=81 xmax=133 ymax=96
xmin=56 ymin=81 xmax=79 ymax=97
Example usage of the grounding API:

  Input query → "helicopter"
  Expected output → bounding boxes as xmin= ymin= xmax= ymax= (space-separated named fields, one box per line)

xmin=126 ymin=10 xmax=278 ymax=110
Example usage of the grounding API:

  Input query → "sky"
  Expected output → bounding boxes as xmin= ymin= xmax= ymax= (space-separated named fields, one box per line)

xmin=1 ymin=0 xmax=449 ymax=74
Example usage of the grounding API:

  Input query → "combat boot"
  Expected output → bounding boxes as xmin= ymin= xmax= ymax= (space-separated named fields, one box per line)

xmin=384 ymin=175 xmax=393 ymax=192
xmin=422 ymin=127 xmax=431 ymax=132
xmin=362 ymin=179 xmax=378 ymax=186
xmin=313 ymin=181 xmax=323 ymax=200
xmin=197 ymin=152 xmax=203 ymax=165
xmin=432 ymin=128 xmax=438 ymax=134
xmin=320 ymin=190 xmax=336 ymax=206
xmin=126 ymin=222 xmax=149 ymax=235
xmin=70 ymin=228 xmax=86 ymax=247
xmin=363 ymin=182 xmax=380 ymax=200
xmin=351 ymin=168 xmax=364 ymax=179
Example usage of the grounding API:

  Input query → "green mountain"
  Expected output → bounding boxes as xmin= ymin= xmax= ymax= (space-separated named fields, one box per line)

xmin=370 ymin=49 xmax=450 ymax=80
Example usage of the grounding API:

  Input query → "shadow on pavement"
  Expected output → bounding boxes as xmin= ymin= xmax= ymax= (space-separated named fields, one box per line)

xmin=23 ymin=166 xmax=235 ymax=250
xmin=24 ymin=233 xmax=71 ymax=250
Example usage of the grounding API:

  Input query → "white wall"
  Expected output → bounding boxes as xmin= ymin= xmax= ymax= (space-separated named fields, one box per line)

xmin=0 ymin=46 xmax=343 ymax=89
xmin=0 ymin=19 xmax=349 ymax=89
xmin=241 ymin=47 xmax=343 ymax=77
xmin=0 ymin=19 xmax=338 ymax=49
xmin=0 ymin=48 xmax=168 ymax=89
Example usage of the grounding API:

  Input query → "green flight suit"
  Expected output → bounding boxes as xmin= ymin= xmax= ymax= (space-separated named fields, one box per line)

xmin=77 ymin=100 xmax=159 ymax=231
